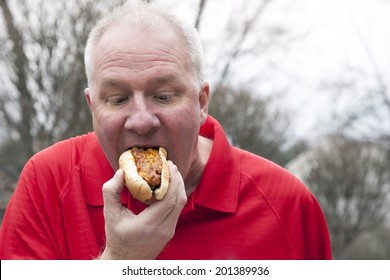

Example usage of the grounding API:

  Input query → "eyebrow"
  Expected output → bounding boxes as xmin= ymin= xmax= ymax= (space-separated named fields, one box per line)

xmin=100 ymin=79 xmax=127 ymax=90
xmin=151 ymin=74 xmax=179 ymax=85
xmin=100 ymin=73 xmax=181 ymax=89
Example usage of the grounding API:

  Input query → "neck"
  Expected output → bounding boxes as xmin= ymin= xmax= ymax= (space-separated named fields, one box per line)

xmin=184 ymin=136 xmax=213 ymax=196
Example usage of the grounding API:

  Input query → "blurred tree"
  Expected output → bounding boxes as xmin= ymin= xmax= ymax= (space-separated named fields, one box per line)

xmin=315 ymin=20 xmax=390 ymax=258
xmin=213 ymin=0 xmax=273 ymax=86
xmin=319 ymin=10 xmax=390 ymax=145
xmin=209 ymin=85 xmax=291 ymax=165
xmin=193 ymin=0 xmax=287 ymax=88
xmin=193 ymin=0 xmax=294 ymax=164
xmin=343 ymin=227 xmax=390 ymax=259
xmin=321 ymin=68 xmax=390 ymax=145
xmin=289 ymin=134 xmax=390 ymax=259
xmin=0 ymin=0 xmax=122 ymax=182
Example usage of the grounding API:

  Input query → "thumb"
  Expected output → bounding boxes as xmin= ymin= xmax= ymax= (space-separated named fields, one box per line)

xmin=102 ymin=169 xmax=125 ymax=214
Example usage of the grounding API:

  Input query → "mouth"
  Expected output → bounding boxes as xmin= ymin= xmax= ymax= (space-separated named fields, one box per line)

xmin=126 ymin=145 xmax=161 ymax=151
xmin=122 ymin=145 xmax=167 ymax=157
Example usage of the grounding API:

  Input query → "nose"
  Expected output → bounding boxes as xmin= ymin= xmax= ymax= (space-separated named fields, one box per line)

xmin=124 ymin=95 xmax=160 ymax=135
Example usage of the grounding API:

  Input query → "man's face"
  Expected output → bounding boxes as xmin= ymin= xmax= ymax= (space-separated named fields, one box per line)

xmin=85 ymin=21 xmax=209 ymax=181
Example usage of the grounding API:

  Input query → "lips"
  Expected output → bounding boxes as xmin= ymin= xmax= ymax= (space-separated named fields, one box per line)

xmin=124 ymin=143 xmax=167 ymax=153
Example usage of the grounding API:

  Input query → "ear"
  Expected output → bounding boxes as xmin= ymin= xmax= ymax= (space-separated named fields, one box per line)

xmin=199 ymin=82 xmax=210 ymax=124
xmin=85 ymin=88 xmax=93 ymax=113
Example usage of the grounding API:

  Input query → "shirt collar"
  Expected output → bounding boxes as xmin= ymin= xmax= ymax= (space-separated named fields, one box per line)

xmin=193 ymin=116 xmax=240 ymax=213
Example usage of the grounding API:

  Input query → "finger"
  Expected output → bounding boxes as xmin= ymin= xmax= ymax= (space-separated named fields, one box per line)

xmin=161 ymin=161 xmax=187 ymax=222
xmin=102 ymin=169 xmax=125 ymax=215
xmin=141 ymin=161 xmax=187 ymax=225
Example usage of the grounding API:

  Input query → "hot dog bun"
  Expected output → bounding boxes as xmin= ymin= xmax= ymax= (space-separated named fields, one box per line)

xmin=119 ymin=147 xmax=169 ymax=202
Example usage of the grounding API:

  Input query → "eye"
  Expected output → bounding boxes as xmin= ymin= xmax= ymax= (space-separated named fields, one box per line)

xmin=107 ymin=95 xmax=129 ymax=106
xmin=153 ymin=92 xmax=177 ymax=103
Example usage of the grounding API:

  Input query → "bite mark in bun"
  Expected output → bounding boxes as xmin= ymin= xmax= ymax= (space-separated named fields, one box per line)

xmin=119 ymin=147 xmax=169 ymax=202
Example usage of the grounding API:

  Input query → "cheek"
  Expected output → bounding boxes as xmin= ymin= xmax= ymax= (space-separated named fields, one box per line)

xmin=92 ymin=107 xmax=124 ymax=168
xmin=93 ymin=109 xmax=122 ymax=137
xmin=164 ymin=107 xmax=201 ymax=168
xmin=165 ymin=104 xmax=200 ymax=142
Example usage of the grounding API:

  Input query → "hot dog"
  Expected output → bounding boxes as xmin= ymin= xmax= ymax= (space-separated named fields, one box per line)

xmin=119 ymin=147 xmax=169 ymax=202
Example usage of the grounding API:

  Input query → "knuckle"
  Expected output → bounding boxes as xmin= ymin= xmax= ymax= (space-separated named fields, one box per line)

xmin=103 ymin=205 xmax=115 ymax=222
xmin=163 ymin=196 xmax=178 ymax=210
xmin=102 ymin=179 xmax=118 ymax=196
xmin=177 ymin=193 xmax=187 ymax=207
xmin=164 ymin=229 xmax=175 ymax=241
xmin=102 ymin=181 xmax=112 ymax=194
xmin=158 ymin=227 xmax=176 ymax=242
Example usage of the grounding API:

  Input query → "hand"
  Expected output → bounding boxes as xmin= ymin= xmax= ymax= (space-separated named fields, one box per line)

xmin=98 ymin=161 xmax=187 ymax=259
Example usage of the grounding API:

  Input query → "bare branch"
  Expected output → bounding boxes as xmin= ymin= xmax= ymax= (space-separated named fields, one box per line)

xmin=217 ymin=0 xmax=272 ymax=87
xmin=194 ymin=0 xmax=207 ymax=30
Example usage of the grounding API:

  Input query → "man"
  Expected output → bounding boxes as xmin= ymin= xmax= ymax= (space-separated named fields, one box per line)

xmin=0 ymin=1 xmax=331 ymax=259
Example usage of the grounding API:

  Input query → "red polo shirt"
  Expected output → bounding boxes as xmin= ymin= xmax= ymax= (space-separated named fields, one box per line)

xmin=0 ymin=116 xmax=331 ymax=259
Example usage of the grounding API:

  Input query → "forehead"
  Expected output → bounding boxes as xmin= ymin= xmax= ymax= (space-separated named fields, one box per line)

xmin=92 ymin=20 xmax=191 ymax=87
xmin=92 ymin=20 xmax=192 ymax=90
xmin=95 ymin=19 xmax=187 ymax=66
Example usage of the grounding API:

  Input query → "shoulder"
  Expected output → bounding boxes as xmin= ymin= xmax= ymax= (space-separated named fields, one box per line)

xmin=229 ymin=148 xmax=332 ymax=259
xmin=21 ymin=133 xmax=96 ymax=189
xmin=235 ymin=147 xmax=313 ymax=203
xmin=31 ymin=133 xmax=92 ymax=165
xmin=234 ymin=147 xmax=328 ymax=230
